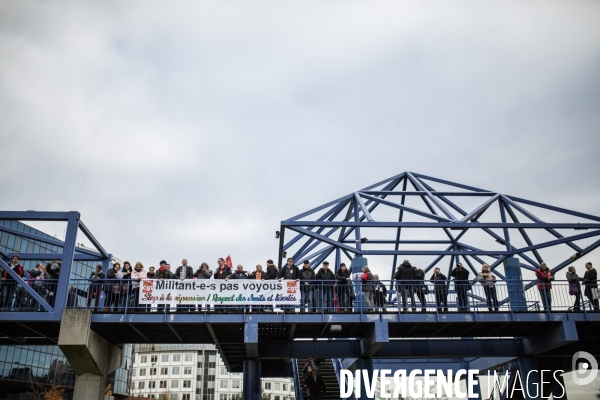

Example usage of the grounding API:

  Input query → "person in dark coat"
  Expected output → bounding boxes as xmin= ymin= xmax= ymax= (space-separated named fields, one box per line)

xmin=451 ymin=263 xmax=470 ymax=311
xmin=278 ymin=258 xmax=300 ymax=313
xmin=194 ymin=263 xmax=213 ymax=279
xmin=87 ymin=264 xmax=105 ymax=312
xmin=45 ymin=260 xmax=61 ymax=307
xmin=175 ymin=258 xmax=194 ymax=312
xmin=227 ymin=265 xmax=248 ymax=312
xmin=583 ymin=262 xmax=599 ymax=311
xmin=430 ymin=267 xmax=448 ymax=312
xmin=156 ymin=260 xmax=174 ymax=313
xmin=535 ymin=262 xmax=554 ymax=311
xmin=299 ymin=261 xmax=316 ymax=312
xmin=264 ymin=259 xmax=278 ymax=280
xmin=315 ymin=261 xmax=335 ymax=312
xmin=336 ymin=263 xmax=351 ymax=312
xmin=304 ymin=367 xmax=326 ymax=400
xmin=414 ymin=268 xmax=427 ymax=312
xmin=394 ymin=260 xmax=416 ymax=312
xmin=373 ymin=274 xmax=387 ymax=312
xmin=105 ymin=263 xmax=122 ymax=312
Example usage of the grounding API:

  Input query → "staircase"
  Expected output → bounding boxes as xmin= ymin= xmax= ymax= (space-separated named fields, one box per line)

xmin=296 ymin=358 xmax=340 ymax=400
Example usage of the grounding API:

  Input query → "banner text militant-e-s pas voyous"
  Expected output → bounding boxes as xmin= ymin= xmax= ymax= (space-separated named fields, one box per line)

xmin=139 ymin=279 xmax=300 ymax=306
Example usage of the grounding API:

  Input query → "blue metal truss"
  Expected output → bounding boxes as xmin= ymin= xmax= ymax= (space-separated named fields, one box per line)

xmin=0 ymin=211 xmax=111 ymax=318
xmin=279 ymin=171 xmax=600 ymax=303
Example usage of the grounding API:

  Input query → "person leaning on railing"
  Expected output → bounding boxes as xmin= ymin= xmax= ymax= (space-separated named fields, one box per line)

xmin=373 ymin=274 xmax=387 ymax=312
xmin=478 ymin=264 xmax=499 ymax=312
xmin=583 ymin=262 xmax=599 ymax=312
xmin=336 ymin=263 xmax=351 ymax=313
xmin=535 ymin=262 xmax=554 ymax=311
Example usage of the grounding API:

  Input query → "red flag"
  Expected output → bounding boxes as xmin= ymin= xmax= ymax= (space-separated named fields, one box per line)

xmin=225 ymin=255 xmax=233 ymax=268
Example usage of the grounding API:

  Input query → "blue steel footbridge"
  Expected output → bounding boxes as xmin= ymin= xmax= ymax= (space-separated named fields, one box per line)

xmin=1 ymin=172 xmax=599 ymax=399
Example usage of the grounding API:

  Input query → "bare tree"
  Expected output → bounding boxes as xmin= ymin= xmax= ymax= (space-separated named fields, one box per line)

xmin=27 ymin=359 xmax=71 ymax=400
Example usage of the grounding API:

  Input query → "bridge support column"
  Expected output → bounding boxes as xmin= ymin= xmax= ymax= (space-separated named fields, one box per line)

xmin=58 ymin=309 xmax=123 ymax=400
xmin=355 ymin=358 xmax=373 ymax=400
xmin=243 ymin=359 xmax=261 ymax=399
xmin=518 ymin=357 xmax=541 ymax=400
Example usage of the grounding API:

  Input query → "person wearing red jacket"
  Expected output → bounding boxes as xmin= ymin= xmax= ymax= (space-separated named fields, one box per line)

xmin=2 ymin=255 xmax=24 ymax=310
xmin=535 ymin=262 xmax=554 ymax=311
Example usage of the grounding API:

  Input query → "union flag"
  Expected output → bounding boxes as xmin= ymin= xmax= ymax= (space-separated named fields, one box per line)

xmin=225 ymin=254 xmax=233 ymax=268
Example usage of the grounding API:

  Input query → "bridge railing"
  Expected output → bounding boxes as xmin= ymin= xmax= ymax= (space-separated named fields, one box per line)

xmin=1 ymin=278 xmax=597 ymax=314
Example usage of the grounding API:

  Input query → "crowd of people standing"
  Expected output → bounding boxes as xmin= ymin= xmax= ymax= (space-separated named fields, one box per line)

xmin=1 ymin=253 xmax=598 ymax=314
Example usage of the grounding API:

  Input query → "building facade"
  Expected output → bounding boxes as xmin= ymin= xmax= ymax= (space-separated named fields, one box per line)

xmin=0 ymin=219 xmax=132 ymax=399
xmin=131 ymin=344 xmax=295 ymax=400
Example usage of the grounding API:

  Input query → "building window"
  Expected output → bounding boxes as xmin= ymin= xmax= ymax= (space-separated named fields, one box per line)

xmin=162 ymin=354 xmax=169 ymax=363
xmin=283 ymin=384 xmax=287 ymax=391
xmin=219 ymin=395 xmax=228 ymax=400
xmin=183 ymin=380 xmax=192 ymax=388
xmin=149 ymin=381 xmax=156 ymax=389
xmin=151 ymin=355 xmax=158 ymax=363
xmin=264 ymin=382 xmax=271 ymax=390
xmin=290 ymin=385 xmax=294 ymax=392
xmin=275 ymin=383 xmax=280 ymax=390
xmin=232 ymin=381 xmax=240 ymax=389
xmin=159 ymin=381 xmax=167 ymax=388
xmin=150 ymin=368 xmax=157 ymax=376
xmin=220 ymin=367 xmax=228 ymax=375
xmin=140 ymin=355 xmax=147 ymax=363
xmin=184 ymin=367 xmax=192 ymax=375
xmin=171 ymin=380 xmax=179 ymax=389
xmin=173 ymin=354 xmax=181 ymax=362
xmin=172 ymin=367 xmax=180 ymax=375
xmin=138 ymin=381 xmax=145 ymax=390
xmin=182 ymin=395 xmax=191 ymax=400
xmin=220 ymin=380 xmax=228 ymax=388
xmin=161 ymin=367 xmax=169 ymax=375
xmin=184 ymin=353 xmax=193 ymax=362
xmin=170 ymin=395 xmax=179 ymax=400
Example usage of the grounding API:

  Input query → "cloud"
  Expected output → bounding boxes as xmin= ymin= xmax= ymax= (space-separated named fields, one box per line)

xmin=1 ymin=1 xmax=600 ymax=277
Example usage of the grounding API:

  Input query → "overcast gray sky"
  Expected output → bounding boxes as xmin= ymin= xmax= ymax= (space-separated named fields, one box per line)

xmin=2 ymin=1 xmax=600 ymax=396
xmin=1 ymin=1 xmax=600 ymax=271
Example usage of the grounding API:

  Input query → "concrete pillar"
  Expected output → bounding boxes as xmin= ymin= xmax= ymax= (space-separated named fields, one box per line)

xmin=243 ymin=359 xmax=261 ymax=399
xmin=355 ymin=358 xmax=374 ymax=400
xmin=58 ymin=309 xmax=123 ymax=400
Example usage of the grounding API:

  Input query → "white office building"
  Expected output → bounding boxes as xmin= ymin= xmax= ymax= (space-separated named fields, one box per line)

xmin=130 ymin=344 xmax=295 ymax=400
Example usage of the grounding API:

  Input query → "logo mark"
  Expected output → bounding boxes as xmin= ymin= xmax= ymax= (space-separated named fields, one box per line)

xmin=572 ymin=351 xmax=598 ymax=386
xmin=142 ymin=280 xmax=153 ymax=293
xmin=287 ymin=281 xmax=297 ymax=294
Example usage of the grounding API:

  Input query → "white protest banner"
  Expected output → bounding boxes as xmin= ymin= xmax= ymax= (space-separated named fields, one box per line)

xmin=139 ymin=279 xmax=300 ymax=306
